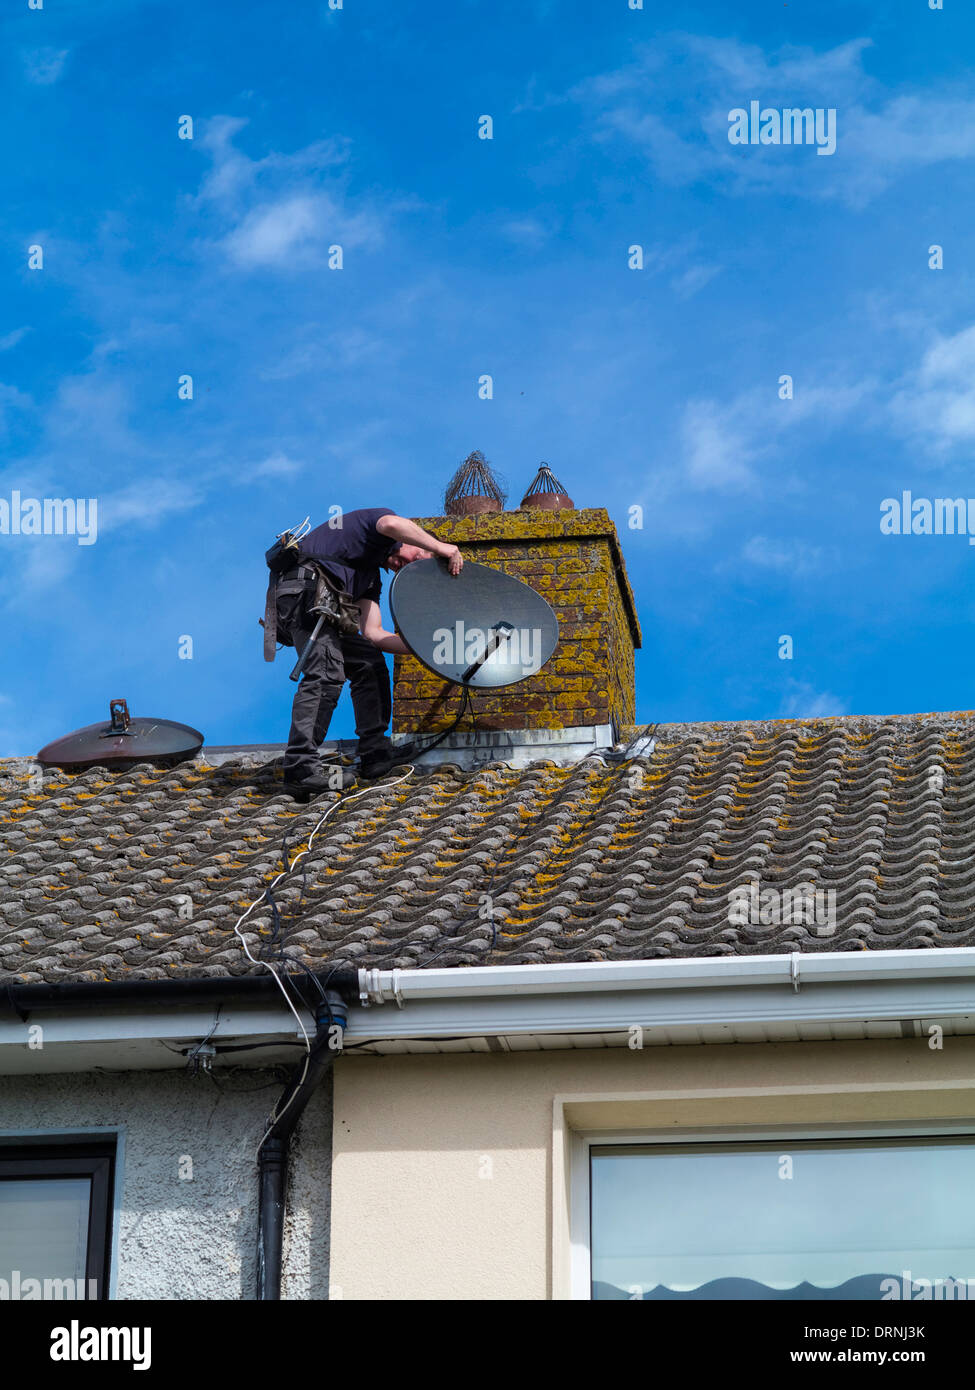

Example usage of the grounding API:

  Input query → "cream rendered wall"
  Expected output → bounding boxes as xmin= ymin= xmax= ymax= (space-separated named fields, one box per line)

xmin=330 ymin=1037 xmax=975 ymax=1301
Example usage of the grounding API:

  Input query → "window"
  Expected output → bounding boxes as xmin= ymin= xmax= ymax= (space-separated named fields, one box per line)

xmin=0 ymin=1144 xmax=115 ymax=1299
xmin=590 ymin=1134 xmax=975 ymax=1300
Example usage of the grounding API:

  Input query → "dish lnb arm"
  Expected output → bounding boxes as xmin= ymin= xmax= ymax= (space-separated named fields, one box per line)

xmin=461 ymin=621 xmax=514 ymax=685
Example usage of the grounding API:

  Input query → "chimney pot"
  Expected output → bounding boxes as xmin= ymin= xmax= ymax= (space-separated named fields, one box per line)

xmin=444 ymin=450 xmax=507 ymax=517
xmin=520 ymin=463 xmax=574 ymax=511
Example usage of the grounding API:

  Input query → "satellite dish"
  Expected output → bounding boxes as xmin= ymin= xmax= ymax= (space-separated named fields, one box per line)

xmin=37 ymin=699 xmax=204 ymax=772
xmin=389 ymin=559 xmax=559 ymax=688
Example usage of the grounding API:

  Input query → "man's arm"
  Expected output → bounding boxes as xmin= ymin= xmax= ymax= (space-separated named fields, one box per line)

xmin=358 ymin=598 xmax=410 ymax=655
xmin=375 ymin=514 xmax=463 ymax=574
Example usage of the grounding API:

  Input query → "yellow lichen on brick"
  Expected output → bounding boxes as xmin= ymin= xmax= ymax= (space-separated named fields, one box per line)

xmin=392 ymin=508 xmax=640 ymax=735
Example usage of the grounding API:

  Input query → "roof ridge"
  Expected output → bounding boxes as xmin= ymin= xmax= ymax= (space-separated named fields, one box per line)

xmin=624 ymin=710 xmax=975 ymax=739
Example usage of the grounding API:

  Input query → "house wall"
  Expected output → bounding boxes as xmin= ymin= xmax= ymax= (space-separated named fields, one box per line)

xmin=329 ymin=1037 xmax=975 ymax=1300
xmin=0 ymin=1067 xmax=332 ymax=1300
xmin=7 ymin=1035 xmax=973 ymax=1300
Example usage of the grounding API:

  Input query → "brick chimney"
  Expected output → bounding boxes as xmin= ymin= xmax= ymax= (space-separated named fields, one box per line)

xmin=391 ymin=508 xmax=642 ymax=735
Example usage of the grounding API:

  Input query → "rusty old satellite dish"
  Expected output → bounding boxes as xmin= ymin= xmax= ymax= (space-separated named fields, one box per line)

xmin=37 ymin=699 xmax=204 ymax=772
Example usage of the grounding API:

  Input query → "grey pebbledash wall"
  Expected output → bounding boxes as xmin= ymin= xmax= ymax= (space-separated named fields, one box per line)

xmin=0 ymin=1068 xmax=333 ymax=1300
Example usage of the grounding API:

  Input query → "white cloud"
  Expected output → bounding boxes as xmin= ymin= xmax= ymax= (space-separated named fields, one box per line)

xmin=224 ymin=193 xmax=379 ymax=268
xmin=672 ymin=262 xmax=722 ymax=299
xmin=197 ymin=118 xmax=348 ymax=206
xmin=225 ymin=195 xmax=327 ymax=268
xmin=836 ymin=98 xmax=975 ymax=206
xmin=0 ymin=538 xmax=83 ymax=610
xmin=891 ymin=323 xmax=975 ymax=451
xmin=0 ymin=327 xmax=30 ymax=352
xmin=575 ymin=35 xmax=975 ymax=206
xmin=45 ymin=374 xmax=143 ymax=457
xmin=779 ymin=679 xmax=849 ymax=719
xmin=95 ymin=479 xmax=202 ymax=533
xmin=678 ymin=378 xmax=870 ymax=495
xmin=681 ymin=399 xmax=756 ymax=490
xmin=742 ymin=535 xmax=825 ymax=575
xmin=681 ymin=35 xmax=873 ymax=96
xmin=500 ymin=217 xmax=551 ymax=249
xmin=512 ymin=76 xmax=570 ymax=115
xmin=249 ymin=452 xmax=303 ymax=479
xmin=259 ymin=324 xmax=392 ymax=381
xmin=197 ymin=119 xmax=382 ymax=271
xmin=635 ymin=241 xmax=723 ymax=298
xmin=22 ymin=47 xmax=69 ymax=85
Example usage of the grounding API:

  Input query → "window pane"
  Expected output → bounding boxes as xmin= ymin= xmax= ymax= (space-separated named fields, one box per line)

xmin=591 ymin=1139 xmax=975 ymax=1300
xmin=0 ymin=1179 xmax=91 ymax=1284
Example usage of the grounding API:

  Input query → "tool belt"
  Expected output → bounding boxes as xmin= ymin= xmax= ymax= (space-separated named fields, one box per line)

xmin=262 ymin=561 xmax=360 ymax=660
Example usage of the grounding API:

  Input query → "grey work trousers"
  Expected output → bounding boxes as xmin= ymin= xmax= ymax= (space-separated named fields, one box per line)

xmin=282 ymin=618 xmax=393 ymax=777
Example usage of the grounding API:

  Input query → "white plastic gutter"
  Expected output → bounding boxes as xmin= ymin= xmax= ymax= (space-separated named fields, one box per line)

xmin=350 ymin=949 xmax=975 ymax=1041
xmin=0 ymin=1001 xmax=312 ymax=1075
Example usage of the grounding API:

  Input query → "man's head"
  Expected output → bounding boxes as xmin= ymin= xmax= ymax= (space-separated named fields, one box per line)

xmin=384 ymin=543 xmax=433 ymax=572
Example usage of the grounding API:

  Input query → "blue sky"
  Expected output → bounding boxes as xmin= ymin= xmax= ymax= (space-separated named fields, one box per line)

xmin=2 ymin=0 xmax=974 ymax=755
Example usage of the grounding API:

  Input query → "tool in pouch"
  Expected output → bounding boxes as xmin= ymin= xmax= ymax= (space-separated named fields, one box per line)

xmin=288 ymin=566 xmax=361 ymax=682
xmin=260 ymin=518 xmax=362 ymax=680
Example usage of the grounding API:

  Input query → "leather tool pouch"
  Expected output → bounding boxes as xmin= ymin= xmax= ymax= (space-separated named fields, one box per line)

xmin=307 ymin=565 xmax=361 ymax=637
xmin=263 ymin=555 xmax=360 ymax=658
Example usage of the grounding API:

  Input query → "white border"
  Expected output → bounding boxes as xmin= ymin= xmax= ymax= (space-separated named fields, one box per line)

xmin=568 ymin=1119 xmax=975 ymax=1300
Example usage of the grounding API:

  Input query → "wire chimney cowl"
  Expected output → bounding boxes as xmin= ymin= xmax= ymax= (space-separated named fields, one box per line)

xmin=519 ymin=464 xmax=574 ymax=511
xmin=444 ymin=451 xmax=507 ymax=517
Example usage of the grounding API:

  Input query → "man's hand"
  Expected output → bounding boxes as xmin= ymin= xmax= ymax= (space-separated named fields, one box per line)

xmin=376 ymin=514 xmax=464 ymax=574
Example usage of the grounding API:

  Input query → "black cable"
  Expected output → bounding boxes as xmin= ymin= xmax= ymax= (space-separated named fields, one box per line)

xmin=205 ymin=1067 xmax=293 ymax=1094
xmin=393 ymin=684 xmax=473 ymax=763
xmin=4 ymin=982 xmax=29 ymax=1024
xmin=258 ymin=827 xmax=331 ymax=1009
xmin=160 ymin=1039 xmax=307 ymax=1057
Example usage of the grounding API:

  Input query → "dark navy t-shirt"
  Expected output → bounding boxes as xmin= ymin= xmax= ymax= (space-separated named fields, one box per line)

xmin=297 ymin=507 xmax=397 ymax=603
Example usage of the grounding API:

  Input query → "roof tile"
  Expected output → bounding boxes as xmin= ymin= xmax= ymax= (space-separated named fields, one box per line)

xmin=3 ymin=711 xmax=975 ymax=981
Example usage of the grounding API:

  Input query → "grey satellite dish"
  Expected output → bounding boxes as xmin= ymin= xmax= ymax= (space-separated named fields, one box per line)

xmin=37 ymin=699 xmax=204 ymax=772
xmin=389 ymin=559 xmax=559 ymax=688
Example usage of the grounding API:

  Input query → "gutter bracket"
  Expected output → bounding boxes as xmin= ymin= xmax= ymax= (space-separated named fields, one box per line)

xmin=358 ymin=967 xmax=404 ymax=1007
xmin=359 ymin=968 xmax=380 ymax=1007
xmin=790 ymin=953 xmax=801 ymax=993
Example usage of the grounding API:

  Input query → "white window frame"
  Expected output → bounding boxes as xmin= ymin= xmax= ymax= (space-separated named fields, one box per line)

xmin=568 ymin=1118 xmax=975 ymax=1301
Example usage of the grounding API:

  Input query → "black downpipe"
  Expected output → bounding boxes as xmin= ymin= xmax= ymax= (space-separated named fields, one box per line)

xmin=2 ymin=969 xmax=356 ymax=1299
xmin=257 ymin=988 xmax=348 ymax=1300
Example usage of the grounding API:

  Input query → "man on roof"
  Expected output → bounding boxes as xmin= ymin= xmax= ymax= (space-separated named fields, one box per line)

xmin=275 ymin=508 xmax=462 ymax=796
